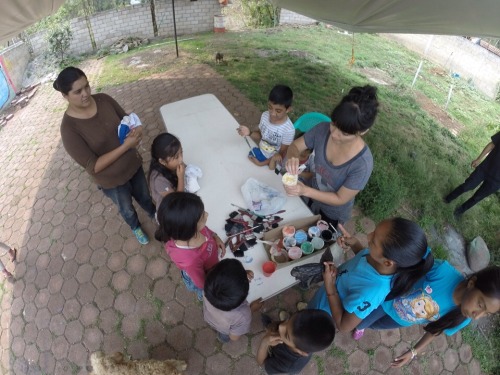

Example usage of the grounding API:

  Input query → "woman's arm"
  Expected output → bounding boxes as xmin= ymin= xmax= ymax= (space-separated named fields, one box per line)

xmin=303 ymin=185 xmax=360 ymax=206
xmin=285 ymin=137 xmax=308 ymax=174
xmin=471 ymin=141 xmax=494 ymax=168
xmin=93 ymin=129 xmax=141 ymax=173
xmin=322 ymin=262 xmax=362 ymax=332
xmin=391 ymin=332 xmax=436 ymax=367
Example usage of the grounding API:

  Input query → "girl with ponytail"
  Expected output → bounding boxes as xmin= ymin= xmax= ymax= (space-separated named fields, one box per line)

xmin=148 ymin=133 xmax=185 ymax=209
xmin=310 ymin=217 xmax=434 ymax=336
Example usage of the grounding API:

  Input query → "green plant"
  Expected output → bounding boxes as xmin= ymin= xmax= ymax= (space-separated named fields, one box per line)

xmin=462 ymin=321 xmax=500 ymax=374
xmin=239 ymin=0 xmax=280 ymax=28
xmin=47 ymin=23 xmax=73 ymax=63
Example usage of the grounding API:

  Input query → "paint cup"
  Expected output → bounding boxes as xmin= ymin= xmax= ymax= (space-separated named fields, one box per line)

xmin=321 ymin=229 xmax=333 ymax=242
xmin=282 ymin=225 xmax=296 ymax=238
xmin=294 ymin=230 xmax=307 ymax=245
xmin=283 ymin=236 xmax=297 ymax=249
xmin=301 ymin=241 xmax=314 ymax=255
xmin=308 ymin=226 xmax=321 ymax=238
xmin=311 ymin=237 xmax=325 ymax=250
xmin=288 ymin=246 xmax=302 ymax=260
xmin=317 ymin=220 xmax=329 ymax=232
xmin=262 ymin=261 xmax=277 ymax=277
xmin=271 ymin=248 xmax=289 ymax=264
xmin=282 ymin=173 xmax=298 ymax=186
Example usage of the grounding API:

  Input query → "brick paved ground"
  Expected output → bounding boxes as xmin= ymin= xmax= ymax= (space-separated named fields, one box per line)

xmin=0 ymin=58 xmax=485 ymax=374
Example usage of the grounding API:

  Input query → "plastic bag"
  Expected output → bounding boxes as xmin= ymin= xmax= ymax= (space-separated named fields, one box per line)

xmin=241 ymin=178 xmax=286 ymax=216
xmin=117 ymin=113 xmax=142 ymax=144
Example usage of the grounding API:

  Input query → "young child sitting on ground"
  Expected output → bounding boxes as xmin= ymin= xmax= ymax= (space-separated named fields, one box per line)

xmin=237 ymin=85 xmax=295 ymax=169
xmin=257 ymin=309 xmax=335 ymax=374
xmin=155 ymin=192 xmax=225 ymax=301
xmin=203 ymin=259 xmax=263 ymax=343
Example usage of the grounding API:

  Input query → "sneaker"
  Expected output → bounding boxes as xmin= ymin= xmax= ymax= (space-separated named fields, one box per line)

xmin=217 ymin=332 xmax=230 ymax=343
xmin=352 ymin=329 xmax=365 ymax=340
xmin=8 ymin=248 xmax=17 ymax=262
xmin=132 ymin=227 xmax=149 ymax=245
xmin=453 ymin=206 xmax=464 ymax=221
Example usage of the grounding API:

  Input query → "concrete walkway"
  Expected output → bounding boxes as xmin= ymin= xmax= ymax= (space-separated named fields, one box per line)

xmin=0 ymin=58 xmax=484 ymax=375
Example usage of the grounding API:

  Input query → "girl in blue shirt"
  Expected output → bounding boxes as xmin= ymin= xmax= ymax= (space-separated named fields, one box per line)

xmin=312 ymin=217 xmax=434 ymax=334
xmin=353 ymin=264 xmax=500 ymax=368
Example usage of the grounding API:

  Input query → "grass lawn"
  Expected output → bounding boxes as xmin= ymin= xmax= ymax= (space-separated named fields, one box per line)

xmin=98 ymin=25 xmax=500 ymax=256
xmin=94 ymin=25 xmax=500 ymax=373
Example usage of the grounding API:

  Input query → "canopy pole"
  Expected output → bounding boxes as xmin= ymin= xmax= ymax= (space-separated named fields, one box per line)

xmin=411 ymin=35 xmax=434 ymax=88
xmin=172 ymin=0 xmax=179 ymax=58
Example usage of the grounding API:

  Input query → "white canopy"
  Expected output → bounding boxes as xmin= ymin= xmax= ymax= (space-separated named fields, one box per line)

xmin=0 ymin=0 xmax=65 ymax=43
xmin=272 ymin=0 xmax=500 ymax=38
xmin=1 ymin=0 xmax=500 ymax=44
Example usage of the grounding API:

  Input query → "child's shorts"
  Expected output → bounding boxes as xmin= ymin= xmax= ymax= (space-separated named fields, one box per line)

xmin=248 ymin=147 xmax=268 ymax=162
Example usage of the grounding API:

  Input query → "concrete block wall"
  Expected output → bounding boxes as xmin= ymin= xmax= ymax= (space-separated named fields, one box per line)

xmin=156 ymin=0 xmax=222 ymax=37
xmin=0 ymin=42 xmax=31 ymax=92
xmin=279 ymin=9 xmax=316 ymax=25
xmin=384 ymin=34 xmax=500 ymax=100
xmin=29 ymin=1 xmax=223 ymax=56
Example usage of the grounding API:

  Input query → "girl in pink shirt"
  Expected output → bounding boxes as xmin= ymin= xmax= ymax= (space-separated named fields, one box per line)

xmin=155 ymin=192 xmax=225 ymax=300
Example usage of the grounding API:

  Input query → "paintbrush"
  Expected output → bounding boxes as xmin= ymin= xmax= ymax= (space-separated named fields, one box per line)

xmin=244 ymin=136 xmax=257 ymax=158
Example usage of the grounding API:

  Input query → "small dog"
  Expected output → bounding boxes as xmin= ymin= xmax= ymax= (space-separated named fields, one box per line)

xmin=89 ymin=351 xmax=187 ymax=375
xmin=215 ymin=52 xmax=224 ymax=64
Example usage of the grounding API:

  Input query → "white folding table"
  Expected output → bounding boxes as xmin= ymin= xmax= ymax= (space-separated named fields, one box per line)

xmin=160 ymin=94 xmax=325 ymax=301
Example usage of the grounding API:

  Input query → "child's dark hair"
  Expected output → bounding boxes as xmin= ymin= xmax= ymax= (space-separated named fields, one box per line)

xmin=269 ymin=84 xmax=293 ymax=108
xmin=155 ymin=192 xmax=204 ymax=242
xmin=291 ymin=309 xmax=335 ymax=353
xmin=53 ymin=67 xmax=87 ymax=95
xmin=331 ymin=85 xmax=379 ymax=134
xmin=204 ymin=259 xmax=249 ymax=311
xmin=149 ymin=133 xmax=182 ymax=189
xmin=382 ymin=218 xmax=434 ymax=301
xmin=425 ymin=266 xmax=500 ymax=335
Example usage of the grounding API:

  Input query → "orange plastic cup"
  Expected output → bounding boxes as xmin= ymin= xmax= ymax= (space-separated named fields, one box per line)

xmin=262 ymin=261 xmax=277 ymax=277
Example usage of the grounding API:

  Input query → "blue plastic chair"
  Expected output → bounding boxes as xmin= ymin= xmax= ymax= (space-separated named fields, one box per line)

xmin=293 ymin=112 xmax=331 ymax=133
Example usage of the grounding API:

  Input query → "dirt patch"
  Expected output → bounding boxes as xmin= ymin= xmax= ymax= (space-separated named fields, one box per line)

xmin=121 ymin=47 xmax=185 ymax=69
xmin=414 ymin=91 xmax=465 ymax=136
xmin=360 ymin=67 xmax=465 ymax=135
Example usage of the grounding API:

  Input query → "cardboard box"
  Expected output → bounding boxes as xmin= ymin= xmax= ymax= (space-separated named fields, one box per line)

xmin=262 ymin=214 xmax=329 ymax=268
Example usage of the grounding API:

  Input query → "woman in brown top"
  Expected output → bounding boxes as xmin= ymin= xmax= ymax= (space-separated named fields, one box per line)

xmin=54 ymin=67 xmax=155 ymax=245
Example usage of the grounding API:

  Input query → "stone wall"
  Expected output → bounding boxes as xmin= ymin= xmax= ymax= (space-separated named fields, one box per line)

xmin=30 ymin=1 xmax=223 ymax=56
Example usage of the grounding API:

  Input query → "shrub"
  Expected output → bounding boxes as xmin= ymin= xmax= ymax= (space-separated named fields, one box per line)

xmin=239 ymin=0 xmax=280 ymax=28
xmin=47 ymin=24 xmax=73 ymax=63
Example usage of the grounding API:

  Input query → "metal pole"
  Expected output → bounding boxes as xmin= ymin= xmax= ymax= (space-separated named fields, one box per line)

xmin=411 ymin=35 xmax=434 ymax=88
xmin=172 ymin=0 xmax=179 ymax=57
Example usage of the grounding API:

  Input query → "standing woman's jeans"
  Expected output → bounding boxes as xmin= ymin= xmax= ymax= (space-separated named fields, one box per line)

xmin=101 ymin=166 xmax=156 ymax=229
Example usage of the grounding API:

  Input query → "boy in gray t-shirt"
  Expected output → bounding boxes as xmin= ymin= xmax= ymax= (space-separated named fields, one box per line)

xmin=203 ymin=259 xmax=262 ymax=343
